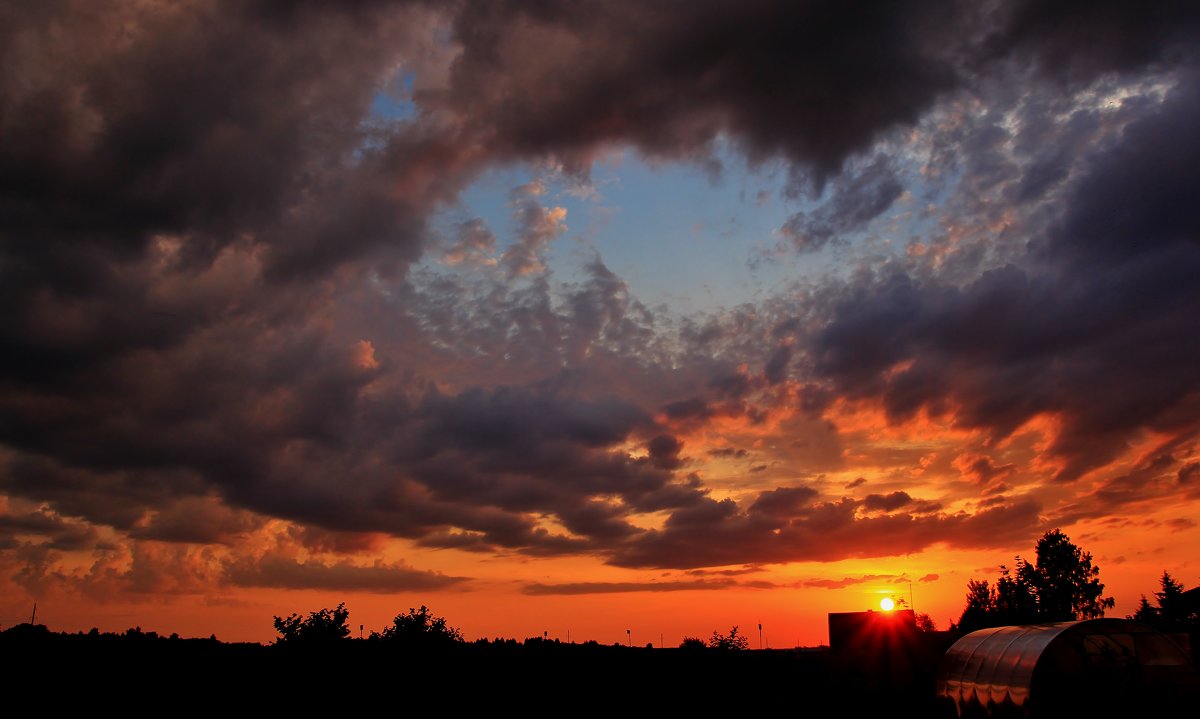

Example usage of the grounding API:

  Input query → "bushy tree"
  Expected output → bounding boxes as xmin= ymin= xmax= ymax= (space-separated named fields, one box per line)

xmin=993 ymin=560 xmax=1040 ymax=625
xmin=1028 ymin=529 xmax=1113 ymax=621
xmin=957 ymin=579 xmax=996 ymax=632
xmin=273 ymin=603 xmax=351 ymax=644
xmin=956 ymin=529 xmax=1113 ymax=631
xmin=373 ymin=605 xmax=463 ymax=645
xmin=914 ymin=612 xmax=938 ymax=632
xmin=678 ymin=636 xmax=707 ymax=650
xmin=708 ymin=626 xmax=749 ymax=650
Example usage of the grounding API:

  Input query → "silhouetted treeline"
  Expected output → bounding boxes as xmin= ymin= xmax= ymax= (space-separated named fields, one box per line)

xmin=3 ymin=622 xmax=947 ymax=717
xmin=1 ymin=622 xmax=220 ymax=643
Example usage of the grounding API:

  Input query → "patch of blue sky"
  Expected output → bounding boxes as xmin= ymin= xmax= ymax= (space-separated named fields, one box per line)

xmin=429 ymin=146 xmax=826 ymax=314
xmin=369 ymin=72 xmax=418 ymax=123
xmin=424 ymin=135 xmax=951 ymax=316
xmin=574 ymin=147 xmax=803 ymax=314
xmin=353 ymin=78 xmax=420 ymax=162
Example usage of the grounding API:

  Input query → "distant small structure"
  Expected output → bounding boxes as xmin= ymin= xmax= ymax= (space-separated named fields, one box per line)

xmin=936 ymin=618 xmax=1198 ymax=717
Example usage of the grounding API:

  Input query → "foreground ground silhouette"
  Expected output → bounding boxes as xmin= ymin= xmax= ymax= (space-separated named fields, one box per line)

xmin=6 ymin=620 xmax=1197 ymax=716
xmin=4 ymin=626 xmax=948 ymax=716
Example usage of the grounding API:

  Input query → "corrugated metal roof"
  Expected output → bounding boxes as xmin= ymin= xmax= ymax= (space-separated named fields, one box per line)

xmin=938 ymin=622 xmax=1074 ymax=711
xmin=935 ymin=619 xmax=1194 ymax=717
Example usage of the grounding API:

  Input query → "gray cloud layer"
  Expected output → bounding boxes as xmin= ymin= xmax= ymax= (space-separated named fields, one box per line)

xmin=2 ymin=1 xmax=1199 ymax=589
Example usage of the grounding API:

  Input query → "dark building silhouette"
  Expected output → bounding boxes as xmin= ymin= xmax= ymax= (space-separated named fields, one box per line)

xmin=828 ymin=608 xmax=917 ymax=652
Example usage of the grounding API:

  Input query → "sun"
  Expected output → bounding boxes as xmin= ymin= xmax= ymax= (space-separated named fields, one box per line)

xmin=880 ymin=597 xmax=895 ymax=611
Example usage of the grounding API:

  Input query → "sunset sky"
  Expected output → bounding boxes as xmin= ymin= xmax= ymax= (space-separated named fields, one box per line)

xmin=3 ymin=1 xmax=1199 ymax=646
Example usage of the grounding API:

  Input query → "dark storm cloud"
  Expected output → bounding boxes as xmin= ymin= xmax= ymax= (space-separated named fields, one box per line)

xmin=416 ymin=385 xmax=651 ymax=452
xmin=0 ymin=1 xmax=469 ymax=390
xmin=956 ymin=455 xmax=1018 ymax=486
xmin=288 ymin=526 xmax=387 ymax=555
xmin=521 ymin=578 xmax=773 ymax=595
xmin=0 ymin=0 xmax=473 ymax=585
xmin=442 ymin=0 xmax=965 ymax=178
xmin=1180 ymin=463 xmax=1200 ymax=484
xmin=807 ymin=71 xmax=1200 ymax=481
xmin=0 ymin=453 xmax=211 ymax=531
xmin=0 ymin=508 xmax=97 ymax=551
xmin=798 ymin=574 xmax=895 ymax=589
xmin=3 ymin=0 xmax=1200 ymax=586
xmin=224 ymin=554 xmax=468 ymax=593
xmin=763 ymin=342 xmax=794 ymax=385
xmin=0 ymin=1 xmax=442 ymax=276
xmin=749 ymin=486 xmax=819 ymax=516
xmin=994 ymin=0 xmax=1200 ymax=84
xmin=399 ymin=385 xmax=706 ymax=530
xmin=862 ymin=492 xmax=914 ymax=512
xmin=707 ymin=447 xmax=749 ymax=460
xmin=438 ymin=1 xmax=1200 ymax=181
xmin=1048 ymin=442 xmax=1195 ymax=526
xmin=128 ymin=496 xmax=264 ymax=545
xmin=779 ymin=155 xmax=904 ymax=253
xmin=684 ymin=565 xmax=765 ymax=577
xmin=662 ymin=398 xmax=714 ymax=422
xmin=610 ymin=491 xmax=1042 ymax=569
xmin=647 ymin=435 xmax=685 ymax=471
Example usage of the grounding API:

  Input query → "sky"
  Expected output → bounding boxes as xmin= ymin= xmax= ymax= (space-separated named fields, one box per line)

xmin=2 ymin=1 xmax=1199 ymax=646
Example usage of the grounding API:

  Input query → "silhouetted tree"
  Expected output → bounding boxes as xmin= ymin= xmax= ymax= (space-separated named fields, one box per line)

xmin=1028 ymin=529 xmax=1113 ymax=620
xmin=273 ymin=603 xmax=351 ymax=644
xmin=914 ymin=612 xmax=937 ymax=632
xmin=993 ymin=560 xmax=1039 ymax=624
xmin=678 ymin=636 xmax=706 ymax=650
xmin=373 ymin=605 xmax=462 ymax=645
xmin=957 ymin=579 xmax=996 ymax=632
xmin=956 ymin=529 xmax=1113 ymax=630
xmin=1133 ymin=571 xmax=1197 ymax=629
xmin=1132 ymin=595 xmax=1159 ymax=623
xmin=708 ymin=626 xmax=749 ymax=650
xmin=1155 ymin=571 xmax=1189 ymax=624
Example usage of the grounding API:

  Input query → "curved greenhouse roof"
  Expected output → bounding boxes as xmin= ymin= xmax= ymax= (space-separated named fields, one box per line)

xmin=936 ymin=618 xmax=1196 ymax=717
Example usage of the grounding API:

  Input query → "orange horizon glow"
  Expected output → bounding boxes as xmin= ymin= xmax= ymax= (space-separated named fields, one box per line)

xmin=4 ymin=519 xmax=1192 ymax=647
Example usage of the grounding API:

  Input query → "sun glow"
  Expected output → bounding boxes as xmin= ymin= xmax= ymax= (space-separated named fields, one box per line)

xmin=880 ymin=597 xmax=895 ymax=611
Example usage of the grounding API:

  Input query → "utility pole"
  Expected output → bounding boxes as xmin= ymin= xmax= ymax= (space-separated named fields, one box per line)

xmin=626 ymin=629 xmax=630 ymax=647
xmin=30 ymin=603 xmax=37 ymax=625
xmin=758 ymin=623 xmax=762 ymax=650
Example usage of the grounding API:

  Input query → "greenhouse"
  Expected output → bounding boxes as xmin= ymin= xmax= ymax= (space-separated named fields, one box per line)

xmin=935 ymin=618 xmax=1196 ymax=717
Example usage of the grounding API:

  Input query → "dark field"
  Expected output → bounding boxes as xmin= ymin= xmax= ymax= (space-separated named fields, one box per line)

xmin=4 ymin=631 xmax=950 ymax=716
xmin=7 ymin=626 xmax=1198 ymax=716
